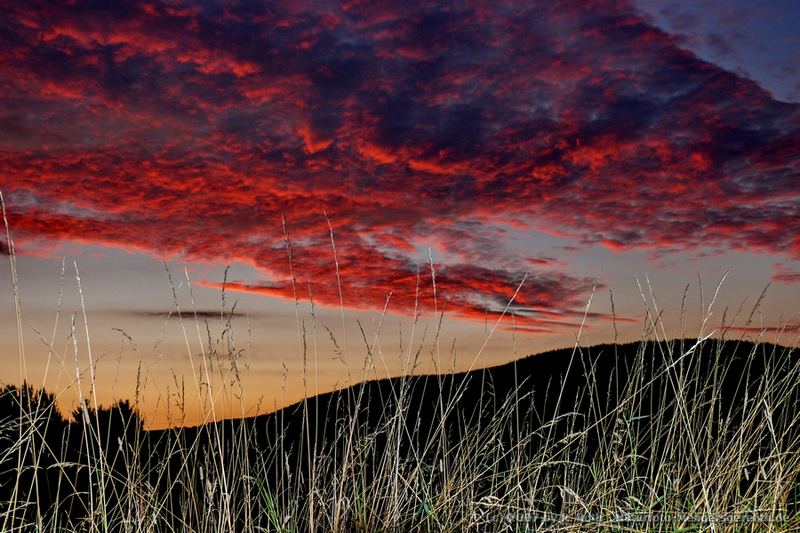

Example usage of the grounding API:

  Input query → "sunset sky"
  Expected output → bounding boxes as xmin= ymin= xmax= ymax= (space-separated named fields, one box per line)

xmin=1 ymin=0 xmax=798 ymax=427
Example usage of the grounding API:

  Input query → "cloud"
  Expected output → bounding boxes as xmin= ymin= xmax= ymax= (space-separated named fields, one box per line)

xmin=773 ymin=263 xmax=800 ymax=285
xmin=724 ymin=324 xmax=800 ymax=335
xmin=0 ymin=0 xmax=797 ymax=332
xmin=121 ymin=309 xmax=254 ymax=320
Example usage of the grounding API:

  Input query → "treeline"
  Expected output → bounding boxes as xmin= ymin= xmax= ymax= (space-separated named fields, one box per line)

xmin=0 ymin=385 xmax=143 ymax=529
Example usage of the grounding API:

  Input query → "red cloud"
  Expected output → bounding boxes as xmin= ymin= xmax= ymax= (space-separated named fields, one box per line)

xmin=0 ymin=0 xmax=797 ymax=333
xmin=773 ymin=263 xmax=800 ymax=285
xmin=724 ymin=324 xmax=800 ymax=335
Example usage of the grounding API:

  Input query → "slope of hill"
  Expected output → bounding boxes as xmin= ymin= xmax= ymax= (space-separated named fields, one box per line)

xmin=1 ymin=338 xmax=798 ymax=531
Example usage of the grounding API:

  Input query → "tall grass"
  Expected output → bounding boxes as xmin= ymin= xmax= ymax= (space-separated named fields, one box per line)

xmin=0 ymin=203 xmax=798 ymax=531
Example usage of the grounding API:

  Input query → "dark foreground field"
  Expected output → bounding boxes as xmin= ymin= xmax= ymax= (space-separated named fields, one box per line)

xmin=1 ymin=338 xmax=799 ymax=531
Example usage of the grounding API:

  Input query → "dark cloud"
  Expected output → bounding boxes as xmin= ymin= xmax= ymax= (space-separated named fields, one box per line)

xmin=122 ymin=309 xmax=254 ymax=320
xmin=0 ymin=0 xmax=798 ymax=332
xmin=706 ymin=32 xmax=736 ymax=59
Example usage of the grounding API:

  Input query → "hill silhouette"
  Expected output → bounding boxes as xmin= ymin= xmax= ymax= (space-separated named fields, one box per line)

xmin=1 ymin=338 xmax=798 ymax=530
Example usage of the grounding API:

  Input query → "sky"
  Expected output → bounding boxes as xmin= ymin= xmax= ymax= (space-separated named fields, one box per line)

xmin=0 ymin=0 xmax=798 ymax=428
